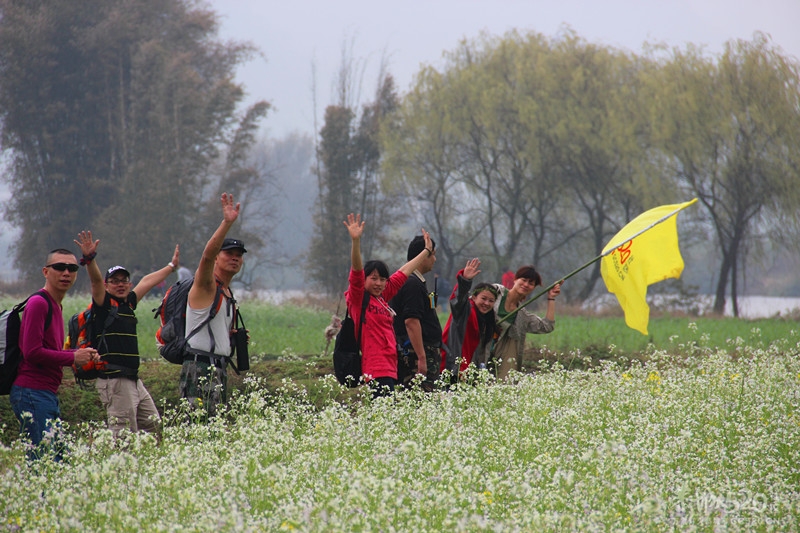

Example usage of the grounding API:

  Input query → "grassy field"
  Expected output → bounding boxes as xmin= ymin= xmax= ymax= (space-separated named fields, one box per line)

xmin=1 ymin=294 xmax=799 ymax=530
xmin=3 ymin=293 xmax=797 ymax=360
xmin=1 ymin=293 xmax=799 ymax=444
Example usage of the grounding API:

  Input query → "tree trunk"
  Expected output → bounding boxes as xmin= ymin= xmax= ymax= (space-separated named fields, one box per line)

xmin=578 ymin=260 xmax=602 ymax=302
xmin=730 ymin=254 xmax=739 ymax=318
xmin=712 ymin=251 xmax=733 ymax=315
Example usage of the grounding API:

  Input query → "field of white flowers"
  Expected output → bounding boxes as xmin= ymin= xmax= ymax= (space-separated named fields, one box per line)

xmin=2 ymin=336 xmax=799 ymax=532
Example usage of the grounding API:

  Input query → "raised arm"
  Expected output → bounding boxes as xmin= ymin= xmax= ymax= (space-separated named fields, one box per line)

xmin=189 ymin=193 xmax=240 ymax=309
xmin=518 ymin=281 xmax=562 ymax=333
xmin=397 ymin=228 xmax=432 ymax=276
xmin=344 ymin=213 xmax=364 ymax=272
xmin=451 ymin=258 xmax=481 ymax=313
xmin=133 ymin=244 xmax=180 ymax=299
xmin=75 ymin=231 xmax=105 ymax=305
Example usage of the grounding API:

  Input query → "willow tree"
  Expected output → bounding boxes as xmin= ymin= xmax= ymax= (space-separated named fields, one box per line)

xmin=381 ymin=64 xmax=485 ymax=279
xmin=382 ymin=30 xmax=664 ymax=294
xmin=0 ymin=0 xmax=263 ymax=284
xmin=308 ymin=105 xmax=358 ymax=294
xmin=647 ymin=34 xmax=800 ymax=315
xmin=383 ymin=31 xmax=569 ymax=281
xmin=540 ymin=32 xmax=674 ymax=300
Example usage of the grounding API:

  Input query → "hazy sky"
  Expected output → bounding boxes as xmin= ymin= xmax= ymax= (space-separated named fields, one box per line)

xmin=209 ymin=0 xmax=800 ymax=138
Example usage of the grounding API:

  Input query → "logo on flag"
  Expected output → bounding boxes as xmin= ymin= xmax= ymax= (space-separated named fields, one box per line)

xmin=600 ymin=199 xmax=698 ymax=335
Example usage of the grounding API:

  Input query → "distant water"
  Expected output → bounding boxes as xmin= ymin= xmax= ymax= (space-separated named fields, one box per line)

xmin=245 ymin=290 xmax=800 ymax=320
xmin=593 ymin=293 xmax=800 ymax=320
xmin=248 ymin=289 xmax=310 ymax=305
xmin=695 ymin=295 xmax=800 ymax=319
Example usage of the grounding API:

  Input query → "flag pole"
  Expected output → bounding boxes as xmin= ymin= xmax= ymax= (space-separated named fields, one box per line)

xmin=496 ymin=254 xmax=601 ymax=325
xmin=497 ymin=199 xmax=697 ymax=325
xmin=602 ymin=198 xmax=697 ymax=255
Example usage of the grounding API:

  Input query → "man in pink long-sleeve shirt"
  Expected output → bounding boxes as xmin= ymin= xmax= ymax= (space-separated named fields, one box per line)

xmin=10 ymin=248 xmax=99 ymax=460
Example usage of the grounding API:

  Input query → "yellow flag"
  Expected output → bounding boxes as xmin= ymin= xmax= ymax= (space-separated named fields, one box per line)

xmin=600 ymin=199 xmax=697 ymax=335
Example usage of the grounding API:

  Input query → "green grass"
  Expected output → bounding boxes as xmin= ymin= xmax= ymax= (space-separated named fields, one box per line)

xmin=541 ymin=314 xmax=799 ymax=354
xmin=2 ymin=294 xmax=798 ymax=447
xmin=3 ymin=294 xmax=798 ymax=359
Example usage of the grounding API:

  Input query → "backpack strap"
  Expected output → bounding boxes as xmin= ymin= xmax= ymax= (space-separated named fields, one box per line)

xmin=226 ymin=286 xmax=242 ymax=374
xmin=38 ymin=290 xmax=53 ymax=331
xmin=356 ymin=293 xmax=370 ymax=349
xmin=226 ymin=318 xmax=245 ymax=375
xmin=184 ymin=281 xmax=225 ymax=358
xmin=24 ymin=290 xmax=53 ymax=331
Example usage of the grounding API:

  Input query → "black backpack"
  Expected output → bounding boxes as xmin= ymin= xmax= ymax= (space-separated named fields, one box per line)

xmin=332 ymin=293 xmax=369 ymax=387
xmin=154 ymin=277 xmax=226 ymax=365
xmin=67 ymin=306 xmax=91 ymax=350
xmin=0 ymin=291 xmax=52 ymax=395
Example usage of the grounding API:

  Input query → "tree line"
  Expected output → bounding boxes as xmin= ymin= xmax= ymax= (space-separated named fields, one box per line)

xmin=311 ymin=29 xmax=800 ymax=315
xmin=2 ymin=2 xmax=798 ymax=315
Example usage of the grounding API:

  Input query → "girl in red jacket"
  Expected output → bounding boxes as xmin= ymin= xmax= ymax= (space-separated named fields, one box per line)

xmin=343 ymin=213 xmax=433 ymax=397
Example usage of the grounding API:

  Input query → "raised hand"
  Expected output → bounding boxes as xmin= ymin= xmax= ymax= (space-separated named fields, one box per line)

xmin=343 ymin=213 xmax=365 ymax=240
xmin=171 ymin=244 xmax=180 ymax=268
xmin=463 ymin=258 xmax=481 ymax=280
xmin=221 ymin=192 xmax=240 ymax=224
xmin=421 ymin=228 xmax=432 ymax=252
xmin=548 ymin=281 xmax=563 ymax=300
xmin=74 ymin=230 xmax=99 ymax=257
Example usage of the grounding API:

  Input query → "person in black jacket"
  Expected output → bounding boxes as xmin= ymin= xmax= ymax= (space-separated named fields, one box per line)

xmin=390 ymin=234 xmax=441 ymax=391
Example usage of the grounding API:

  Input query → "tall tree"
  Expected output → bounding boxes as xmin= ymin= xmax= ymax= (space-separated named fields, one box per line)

xmin=308 ymin=104 xmax=358 ymax=294
xmin=383 ymin=32 xmax=570 ymax=282
xmin=543 ymin=32 xmax=670 ymax=300
xmin=382 ymin=64 xmax=484 ymax=280
xmin=648 ymin=34 xmax=800 ymax=315
xmin=352 ymin=72 xmax=400 ymax=259
xmin=206 ymin=101 xmax=271 ymax=289
xmin=0 ymin=0 xmax=263 ymax=285
xmin=382 ymin=30 xmax=664 ymax=291
xmin=308 ymin=70 xmax=401 ymax=295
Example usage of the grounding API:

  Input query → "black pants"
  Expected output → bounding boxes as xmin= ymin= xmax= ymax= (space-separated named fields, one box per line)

xmin=369 ymin=377 xmax=396 ymax=398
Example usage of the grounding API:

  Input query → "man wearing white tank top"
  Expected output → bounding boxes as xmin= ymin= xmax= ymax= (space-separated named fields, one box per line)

xmin=179 ymin=192 xmax=246 ymax=417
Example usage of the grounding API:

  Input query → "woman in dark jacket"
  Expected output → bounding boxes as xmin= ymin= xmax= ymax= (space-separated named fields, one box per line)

xmin=440 ymin=258 xmax=498 ymax=380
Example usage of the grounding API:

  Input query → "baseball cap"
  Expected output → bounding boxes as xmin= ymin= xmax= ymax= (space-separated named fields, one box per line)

xmin=105 ymin=265 xmax=130 ymax=281
xmin=220 ymin=238 xmax=247 ymax=253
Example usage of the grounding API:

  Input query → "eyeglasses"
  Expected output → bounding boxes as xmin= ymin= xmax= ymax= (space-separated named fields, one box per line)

xmin=106 ymin=278 xmax=130 ymax=285
xmin=46 ymin=263 xmax=79 ymax=273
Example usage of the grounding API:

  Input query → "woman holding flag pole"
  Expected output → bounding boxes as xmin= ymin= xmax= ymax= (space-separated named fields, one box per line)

xmin=489 ymin=266 xmax=561 ymax=379
xmin=488 ymin=198 xmax=698 ymax=351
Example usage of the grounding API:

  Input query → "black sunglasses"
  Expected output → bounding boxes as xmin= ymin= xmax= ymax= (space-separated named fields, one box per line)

xmin=46 ymin=262 xmax=79 ymax=273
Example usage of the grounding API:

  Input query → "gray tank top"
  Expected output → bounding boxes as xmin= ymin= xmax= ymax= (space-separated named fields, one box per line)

xmin=185 ymin=297 xmax=233 ymax=356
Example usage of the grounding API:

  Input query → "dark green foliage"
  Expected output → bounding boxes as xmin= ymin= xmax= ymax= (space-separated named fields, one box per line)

xmin=307 ymin=74 xmax=401 ymax=295
xmin=0 ymin=0 xmax=264 ymax=287
xmin=308 ymin=105 xmax=359 ymax=294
